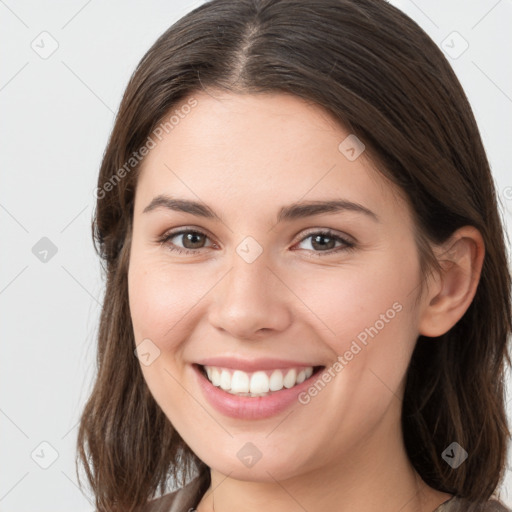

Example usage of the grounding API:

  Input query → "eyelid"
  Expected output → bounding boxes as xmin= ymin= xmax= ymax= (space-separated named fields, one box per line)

xmin=293 ymin=227 xmax=356 ymax=245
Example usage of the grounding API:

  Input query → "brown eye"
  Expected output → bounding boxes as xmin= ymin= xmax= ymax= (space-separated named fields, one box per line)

xmin=158 ymin=229 xmax=215 ymax=255
xmin=294 ymin=229 xmax=356 ymax=256
xmin=178 ymin=232 xmax=207 ymax=249
xmin=309 ymin=233 xmax=337 ymax=251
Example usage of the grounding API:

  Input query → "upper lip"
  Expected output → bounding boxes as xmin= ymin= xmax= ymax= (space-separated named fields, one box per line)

xmin=194 ymin=356 xmax=324 ymax=372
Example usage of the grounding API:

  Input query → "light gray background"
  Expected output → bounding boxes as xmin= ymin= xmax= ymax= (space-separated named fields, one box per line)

xmin=1 ymin=1 xmax=511 ymax=510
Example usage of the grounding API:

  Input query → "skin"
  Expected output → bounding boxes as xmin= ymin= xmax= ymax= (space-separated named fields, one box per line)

xmin=128 ymin=90 xmax=484 ymax=512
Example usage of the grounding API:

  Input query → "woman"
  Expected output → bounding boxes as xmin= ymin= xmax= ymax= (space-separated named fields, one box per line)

xmin=76 ymin=1 xmax=512 ymax=511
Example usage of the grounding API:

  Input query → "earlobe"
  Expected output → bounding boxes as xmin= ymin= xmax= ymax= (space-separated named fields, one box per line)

xmin=418 ymin=226 xmax=485 ymax=338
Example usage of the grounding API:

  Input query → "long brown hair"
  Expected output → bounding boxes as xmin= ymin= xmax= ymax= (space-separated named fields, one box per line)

xmin=76 ymin=0 xmax=512 ymax=510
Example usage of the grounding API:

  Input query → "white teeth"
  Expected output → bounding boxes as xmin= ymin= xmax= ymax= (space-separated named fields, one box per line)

xmin=211 ymin=367 xmax=221 ymax=387
xmin=202 ymin=365 xmax=317 ymax=395
xmin=249 ymin=371 xmax=269 ymax=394
xmin=220 ymin=369 xmax=231 ymax=391
xmin=231 ymin=370 xmax=249 ymax=393
xmin=269 ymin=370 xmax=283 ymax=391
xmin=283 ymin=368 xmax=297 ymax=388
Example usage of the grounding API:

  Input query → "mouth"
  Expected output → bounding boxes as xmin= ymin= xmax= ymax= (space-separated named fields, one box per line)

xmin=194 ymin=363 xmax=325 ymax=397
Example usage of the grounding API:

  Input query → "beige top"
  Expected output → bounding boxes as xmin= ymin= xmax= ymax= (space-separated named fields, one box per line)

xmin=141 ymin=476 xmax=512 ymax=512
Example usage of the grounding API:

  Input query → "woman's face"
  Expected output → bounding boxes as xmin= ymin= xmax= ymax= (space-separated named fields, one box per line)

xmin=128 ymin=90 xmax=430 ymax=481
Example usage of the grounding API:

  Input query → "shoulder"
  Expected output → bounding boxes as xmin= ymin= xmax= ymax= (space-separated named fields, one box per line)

xmin=436 ymin=496 xmax=512 ymax=512
xmin=141 ymin=476 xmax=205 ymax=512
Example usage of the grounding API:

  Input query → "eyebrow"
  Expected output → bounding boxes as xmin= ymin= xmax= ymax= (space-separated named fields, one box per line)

xmin=142 ymin=194 xmax=379 ymax=223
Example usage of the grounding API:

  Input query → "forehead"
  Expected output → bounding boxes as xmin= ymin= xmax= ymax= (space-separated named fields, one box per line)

xmin=135 ymin=90 xmax=408 ymax=221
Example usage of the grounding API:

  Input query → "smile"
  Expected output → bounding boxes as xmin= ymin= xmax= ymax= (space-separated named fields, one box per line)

xmin=193 ymin=363 xmax=325 ymax=420
xmin=200 ymin=365 xmax=318 ymax=396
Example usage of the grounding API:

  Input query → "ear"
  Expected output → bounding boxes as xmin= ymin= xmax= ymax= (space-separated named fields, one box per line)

xmin=418 ymin=226 xmax=485 ymax=337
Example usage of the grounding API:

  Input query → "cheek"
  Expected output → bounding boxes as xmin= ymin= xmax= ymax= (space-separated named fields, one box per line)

xmin=294 ymin=250 xmax=419 ymax=354
xmin=127 ymin=254 xmax=215 ymax=350
xmin=294 ymin=245 xmax=421 ymax=420
xmin=127 ymin=255 xmax=207 ymax=420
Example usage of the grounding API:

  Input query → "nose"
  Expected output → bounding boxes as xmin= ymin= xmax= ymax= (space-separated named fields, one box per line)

xmin=208 ymin=254 xmax=293 ymax=340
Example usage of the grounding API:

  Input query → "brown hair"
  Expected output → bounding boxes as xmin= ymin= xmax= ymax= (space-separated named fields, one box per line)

xmin=76 ymin=0 xmax=512 ymax=510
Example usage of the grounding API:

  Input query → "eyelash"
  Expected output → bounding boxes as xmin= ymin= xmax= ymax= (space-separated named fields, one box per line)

xmin=157 ymin=228 xmax=356 ymax=257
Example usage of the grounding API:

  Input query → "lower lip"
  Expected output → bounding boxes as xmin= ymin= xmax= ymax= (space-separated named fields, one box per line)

xmin=193 ymin=364 xmax=324 ymax=420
